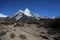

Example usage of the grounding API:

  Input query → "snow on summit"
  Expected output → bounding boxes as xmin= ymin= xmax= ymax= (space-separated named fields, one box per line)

xmin=17 ymin=8 xmax=33 ymax=17
xmin=21 ymin=8 xmax=33 ymax=17
xmin=24 ymin=8 xmax=32 ymax=16
xmin=10 ymin=8 xmax=41 ymax=20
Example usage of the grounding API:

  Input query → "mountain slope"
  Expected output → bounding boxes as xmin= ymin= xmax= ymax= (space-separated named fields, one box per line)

xmin=9 ymin=8 xmax=41 ymax=20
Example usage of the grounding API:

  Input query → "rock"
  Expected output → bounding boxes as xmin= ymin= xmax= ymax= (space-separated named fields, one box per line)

xmin=19 ymin=34 xmax=27 ymax=39
xmin=0 ymin=30 xmax=6 ymax=37
xmin=10 ymin=34 xmax=15 ymax=38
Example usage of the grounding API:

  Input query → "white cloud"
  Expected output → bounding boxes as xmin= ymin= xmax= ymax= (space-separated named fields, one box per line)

xmin=0 ymin=13 xmax=7 ymax=17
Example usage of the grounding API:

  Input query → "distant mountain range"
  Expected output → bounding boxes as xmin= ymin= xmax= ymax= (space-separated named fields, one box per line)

xmin=0 ymin=8 xmax=56 ymax=20
xmin=3 ymin=8 xmax=40 ymax=23
xmin=0 ymin=8 xmax=56 ymax=24
xmin=9 ymin=8 xmax=41 ymax=20
xmin=9 ymin=8 xmax=56 ymax=20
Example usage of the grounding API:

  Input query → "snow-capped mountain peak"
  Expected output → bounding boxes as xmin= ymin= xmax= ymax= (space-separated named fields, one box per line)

xmin=18 ymin=9 xmax=23 ymax=13
xmin=9 ymin=8 xmax=41 ymax=20
xmin=24 ymin=8 xmax=30 ymax=13
xmin=17 ymin=8 xmax=33 ymax=17
xmin=23 ymin=8 xmax=33 ymax=17
xmin=33 ymin=13 xmax=40 ymax=19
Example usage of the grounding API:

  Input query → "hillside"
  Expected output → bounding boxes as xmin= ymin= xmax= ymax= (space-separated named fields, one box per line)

xmin=0 ymin=8 xmax=60 ymax=40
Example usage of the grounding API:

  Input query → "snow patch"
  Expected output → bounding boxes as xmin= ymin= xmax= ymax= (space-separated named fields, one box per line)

xmin=0 ymin=13 xmax=7 ymax=17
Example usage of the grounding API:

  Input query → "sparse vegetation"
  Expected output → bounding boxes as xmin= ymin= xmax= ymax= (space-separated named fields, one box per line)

xmin=39 ymin=35 xmax=49 ymax=39
xmin=53 ymin=36 xmax=60 ymax=40
xmin=40 ymin=32 xmax=45 ymax=34
xmin=47 ymin=18 xmax=60 ymax=33
xmin=47 ymin=29 xmax=57 ymax=35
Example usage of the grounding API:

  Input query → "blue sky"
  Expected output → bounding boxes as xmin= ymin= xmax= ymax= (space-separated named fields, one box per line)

xmin=0 ymin=0 xmax=60 ymax=17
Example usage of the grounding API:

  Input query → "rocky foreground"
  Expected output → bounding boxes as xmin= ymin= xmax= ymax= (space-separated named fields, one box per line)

xmin=0 ymin=18 xmax=60 ymax=40
xmin=0 ymin=24 xmax=53 ymax=40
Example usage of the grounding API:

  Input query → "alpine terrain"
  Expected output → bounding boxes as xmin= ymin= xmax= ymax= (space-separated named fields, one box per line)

xmin=0 ymin=8 xmax=60 ymax=40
